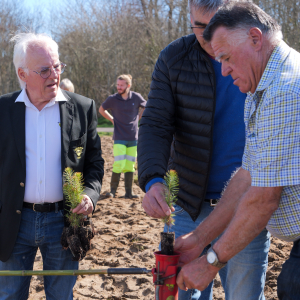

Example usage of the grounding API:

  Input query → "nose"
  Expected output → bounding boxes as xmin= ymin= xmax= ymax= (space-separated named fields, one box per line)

xmin=221 ymin=62 xmax=231 ymax=77
xmin=49 ymin=66 xmax=59 ymax=79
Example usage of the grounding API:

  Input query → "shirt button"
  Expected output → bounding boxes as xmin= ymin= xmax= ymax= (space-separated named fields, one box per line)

xmin=40 ymin=157 xmax=42 ymax=161
xmin=39 ymin=135 xmax=42 ymax=138
xmin=16 ymin=210 xmax=21 ymax=214
xmin=40 ymin=180 xmax=42 ymax=184
xmin=20 ymin=182 xmax=25 ymax=187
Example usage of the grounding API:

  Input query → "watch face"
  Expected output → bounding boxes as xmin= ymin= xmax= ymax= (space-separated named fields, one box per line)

xmin=207 ymin=251 xmax=216 ymax=264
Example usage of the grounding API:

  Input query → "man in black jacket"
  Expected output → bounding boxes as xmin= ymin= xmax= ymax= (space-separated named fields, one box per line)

xmin=138 ymin=1 xmax=270 ymax=299
xmin=0 ymin=32 xmax=104 ymax=299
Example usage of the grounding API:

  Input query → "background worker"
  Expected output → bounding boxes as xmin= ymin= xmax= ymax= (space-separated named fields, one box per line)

xmin=138 ymin=0 xmax=270 ymax=299
xmin=99 ymin=74 xmax=146 ymax=199
xmin=60 ymin=78 xmax=75 ymax=93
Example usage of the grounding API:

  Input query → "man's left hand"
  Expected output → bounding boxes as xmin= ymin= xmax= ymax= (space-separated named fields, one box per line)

xmin=72 ymin=195 xmax=93 ymax=215
xmin=176 ymin=255 xmax=219 ymax=291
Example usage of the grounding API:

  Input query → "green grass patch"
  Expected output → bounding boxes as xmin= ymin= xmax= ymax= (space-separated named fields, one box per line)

xmin=98 ymin=117 xmax=113 ymax=128
xmin=98 ymin=132 xmax=113 ymax=137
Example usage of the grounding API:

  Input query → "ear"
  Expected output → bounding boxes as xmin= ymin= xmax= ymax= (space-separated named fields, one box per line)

xmin=18 ymin=67 xmax=28 ymax=83
xmin=248 ymin=27 xmax=263 ymax=51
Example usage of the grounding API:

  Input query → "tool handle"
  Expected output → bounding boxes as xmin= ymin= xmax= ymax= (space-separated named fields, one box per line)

xmin=107 ymin=268 xmax=151 ymax=275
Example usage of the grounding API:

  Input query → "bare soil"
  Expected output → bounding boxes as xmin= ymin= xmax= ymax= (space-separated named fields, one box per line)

xmin=28 ymin=135 xmax=292 ymax=300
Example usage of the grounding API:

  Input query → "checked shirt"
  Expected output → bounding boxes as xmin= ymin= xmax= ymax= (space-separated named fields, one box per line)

xmin=242 ymin=41 xmax=300 ymax=242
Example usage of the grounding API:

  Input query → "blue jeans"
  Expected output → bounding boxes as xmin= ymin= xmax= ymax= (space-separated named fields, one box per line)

xmin=165 ymin=202 xmax=270 ymax=300
xmin=277 ymin=238 xmax=300 ymax=299
xmin=0 ymin=208 xmax=78 ymax=300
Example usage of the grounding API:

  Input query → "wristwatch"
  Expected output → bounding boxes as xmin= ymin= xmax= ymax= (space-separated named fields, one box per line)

xmin=206 ymin=247 xmax=227 ymax=269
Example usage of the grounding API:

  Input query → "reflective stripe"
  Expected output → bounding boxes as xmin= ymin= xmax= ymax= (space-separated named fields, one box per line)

xmin=114 ymin=155 xmax=136 ymax=162
xmin=113 ymin=143 xmax=137 ymax=173
xmin=125 ymin=155 xmax=136 ymax=162
xmin=114 ymin=155 xmax=127 ymax=161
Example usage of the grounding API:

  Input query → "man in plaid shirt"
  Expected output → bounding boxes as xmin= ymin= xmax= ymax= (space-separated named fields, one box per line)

xmin=174 ymin=2 xmax=300 ymax=299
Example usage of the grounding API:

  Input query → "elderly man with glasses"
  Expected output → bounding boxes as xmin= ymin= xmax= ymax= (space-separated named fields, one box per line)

xmin=175 ymin=2 xmax=300 ymax=299
xmin=0 ymin=32 xmax=104 ymax=300
xmin=138 ymin=0 xmax=270 ymax=299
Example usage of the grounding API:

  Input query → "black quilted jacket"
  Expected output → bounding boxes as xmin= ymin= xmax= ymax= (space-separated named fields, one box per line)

xmin=138 ymin=34 xmax=216 ymax=221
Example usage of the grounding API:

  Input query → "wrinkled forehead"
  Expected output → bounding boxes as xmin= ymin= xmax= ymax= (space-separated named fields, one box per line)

xmin=211 ymin=27 xmax=231 ymax=61
xmin=26 ymin=42 xmax=59 ymax=67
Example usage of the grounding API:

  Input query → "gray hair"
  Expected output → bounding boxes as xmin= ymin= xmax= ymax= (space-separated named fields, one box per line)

xmin=10 ymin=32 xmax=59 ymax=89
xmin=60 ymin=78 xmax=75 ymax=93
xmin=203 ymin=2 xmax=282 ymax=46
xmin=188 ymin=0 xmax=247 ymax=14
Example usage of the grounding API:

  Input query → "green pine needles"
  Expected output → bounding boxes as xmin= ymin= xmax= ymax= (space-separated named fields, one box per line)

xmin=163 ymin=170 xmax=179 ymax=229
xmin=63 ymin=167 xmax=85 ymax=227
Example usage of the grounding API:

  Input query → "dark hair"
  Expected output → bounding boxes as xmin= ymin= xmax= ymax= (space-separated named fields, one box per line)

xmin=203 ymin=2 xmax=281 ymax=42
xmin=189 ymin=0 xmax=228 ymax=14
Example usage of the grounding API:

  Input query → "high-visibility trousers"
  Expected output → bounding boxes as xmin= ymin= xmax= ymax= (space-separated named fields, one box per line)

xmin=112 ymin=140 xmax=137 ymax=173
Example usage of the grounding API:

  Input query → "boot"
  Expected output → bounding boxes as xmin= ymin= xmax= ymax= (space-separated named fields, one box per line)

xmin=106 ymin=172 xmax=121 ymax=198
xmin=124 ymin=172 xmax=139 ymax=199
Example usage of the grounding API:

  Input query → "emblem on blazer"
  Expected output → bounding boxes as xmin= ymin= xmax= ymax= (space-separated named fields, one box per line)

xmin=74 ymin=147 xmax=83 ymax=158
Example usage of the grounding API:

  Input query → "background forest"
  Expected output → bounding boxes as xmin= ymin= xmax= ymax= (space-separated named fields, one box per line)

xmin=1 ymin=0 xmax=299 ymax=109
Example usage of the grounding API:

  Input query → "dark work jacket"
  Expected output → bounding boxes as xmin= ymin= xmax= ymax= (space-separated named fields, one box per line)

xmin=138 ymin=34 xmax=216 ymax=221
xmin=0 ymin=90 xmax=104 ymax=262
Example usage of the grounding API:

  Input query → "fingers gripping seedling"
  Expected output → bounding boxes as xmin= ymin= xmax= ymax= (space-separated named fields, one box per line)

xmin=61 ymin=167 xmax=95 ymax=261
xmin=161 ymin=170 xmax=179 ymax=255
xmin=162 ymin=170 xmax=179 ymax=232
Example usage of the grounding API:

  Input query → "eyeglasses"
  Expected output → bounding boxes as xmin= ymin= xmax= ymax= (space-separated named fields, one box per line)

xmin=190 ymin=26 xmax=206 ymax=35
xmin=26 ymin=62 xmax=66 ymax=79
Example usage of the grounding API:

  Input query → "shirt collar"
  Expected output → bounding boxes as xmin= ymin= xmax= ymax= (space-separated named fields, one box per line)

xmin=15 ymin=87 xmax=68 ymax=108
xmin=116 ymin=91 xmax=132 ymax=100
xmin=255 ymin=40 xmax=291 ymax=93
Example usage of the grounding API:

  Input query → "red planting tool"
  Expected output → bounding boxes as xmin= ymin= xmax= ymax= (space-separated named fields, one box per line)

xmin=0 ymin=252 xmax=181 ymax=300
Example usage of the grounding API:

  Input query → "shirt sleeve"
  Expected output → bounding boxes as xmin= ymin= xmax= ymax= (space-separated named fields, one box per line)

xmin=241 ymin=143 xmax=250 ymax=171
xmin=250 ymin=92 xmax=300 ymax=187
xmin=242 ymin=120 xmax=250 ymax=171
xmin=145 ymin=177 xmax=165 ymax=192
xmin=101 ymin=96 xmax=112 ymax=110
xmin=138 ymin=94 xmax=147 ymax=108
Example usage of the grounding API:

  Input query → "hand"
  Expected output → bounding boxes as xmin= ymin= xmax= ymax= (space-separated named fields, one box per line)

xmin=174 ymin=230 xmax=204 ymax=265
xmin=142 ymin=182 xmax=175 ymax=218
xmin=72 ymin=195 xmax=94 ymax=215
xmin=177 ymin=255 xmax=219 ymax=291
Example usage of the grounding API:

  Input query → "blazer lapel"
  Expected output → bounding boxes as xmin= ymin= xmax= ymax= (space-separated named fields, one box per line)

xmin=11 ymin=99 xmax=26 ymax=171
xmin=59 ymin=96 xmax=74 ymax=173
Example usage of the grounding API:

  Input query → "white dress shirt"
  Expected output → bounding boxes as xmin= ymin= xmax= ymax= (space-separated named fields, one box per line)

xmin=15 ymin=88 xmax=67 ymax=203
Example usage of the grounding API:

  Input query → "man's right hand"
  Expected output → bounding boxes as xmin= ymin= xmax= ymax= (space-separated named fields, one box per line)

xmin=142 ymin=182 xmax=175 ymax=218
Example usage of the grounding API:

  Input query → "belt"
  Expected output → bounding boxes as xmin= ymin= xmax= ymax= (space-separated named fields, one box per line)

xmin=204 ymin=199 xmax=219 ymax=207
xmin=23 ymin=201 xmax=64 ymax=212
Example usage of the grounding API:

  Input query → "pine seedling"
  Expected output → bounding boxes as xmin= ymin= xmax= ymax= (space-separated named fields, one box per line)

xmin=63 ymin=167 xmax=85 ymax=227
xmin=162 ymin=170 xmax=179 ymax=231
